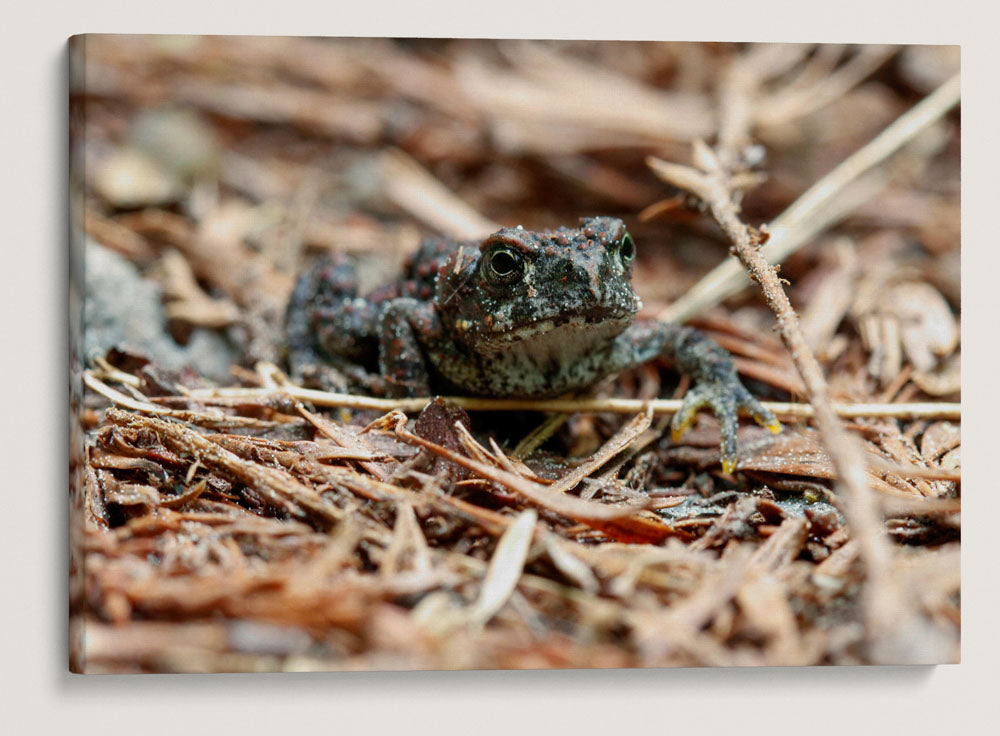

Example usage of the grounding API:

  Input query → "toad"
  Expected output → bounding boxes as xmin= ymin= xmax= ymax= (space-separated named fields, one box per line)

xmin=286 ymin=217 xmax=780 ymax=472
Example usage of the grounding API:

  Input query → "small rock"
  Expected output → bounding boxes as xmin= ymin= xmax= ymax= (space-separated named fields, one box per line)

xmin=93 ymin=148 xmax=183 ymax=209
xmin=129 ymin=107 xmax=220 ymax=183
xmin=84 ymin=240 xmax=236 ymax=382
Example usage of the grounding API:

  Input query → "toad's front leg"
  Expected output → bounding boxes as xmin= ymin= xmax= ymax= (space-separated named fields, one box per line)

xmin=608 ymin=321 xmax=781 ymax=473
xmin=377 ymin=298 xmax=441 ymax=398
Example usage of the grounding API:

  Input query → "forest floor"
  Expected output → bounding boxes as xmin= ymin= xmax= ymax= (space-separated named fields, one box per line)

xmin=70 ymin=36 xmax=960 ymax=672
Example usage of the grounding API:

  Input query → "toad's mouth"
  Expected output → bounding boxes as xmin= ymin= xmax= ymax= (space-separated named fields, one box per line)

xmin=486 ymin=308 xmax=633 ymax=345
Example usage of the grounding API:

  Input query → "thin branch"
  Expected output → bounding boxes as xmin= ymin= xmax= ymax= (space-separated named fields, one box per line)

xmin=658 ymin=73 xmax=961 ymax=324
xmin=649 ymin=134 xmax=926 ymax=660
xmin=133 ymin=380 xmax=960 ymax=421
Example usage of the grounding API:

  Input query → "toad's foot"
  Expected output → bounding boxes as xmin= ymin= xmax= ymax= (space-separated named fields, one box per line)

xmin=670 ymin=378 xmax=781 ymax=474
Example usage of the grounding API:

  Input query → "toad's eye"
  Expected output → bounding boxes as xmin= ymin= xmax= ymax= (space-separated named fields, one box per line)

xmin=486 ymin=247 xmax=524 ymax=282
xmin=618 ymin=232 xmax=636 ymax=264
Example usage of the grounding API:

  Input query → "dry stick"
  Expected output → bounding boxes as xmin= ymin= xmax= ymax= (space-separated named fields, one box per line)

xmin=155 ymin=382 xmax=961 ymax=421
xmin=683 ymin=67 xmax=958 ymax=661
xmin=648 ymin=140 xmax=908 ymax=659
xmin=658 ymin=73 xmax=961 ymax=324
xmin=89 ymin=370 xmax=960 ymax=487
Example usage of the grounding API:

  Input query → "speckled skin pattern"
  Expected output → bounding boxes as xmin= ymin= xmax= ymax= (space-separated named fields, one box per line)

xmin=286 ymin=217 xmax=780 ymax=471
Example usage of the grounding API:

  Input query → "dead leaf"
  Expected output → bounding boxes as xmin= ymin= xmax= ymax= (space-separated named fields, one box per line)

xmin=885 ymin=282 xmax=958 ymax=372
xmin=466 ymin=509 xmax=537 ymax=626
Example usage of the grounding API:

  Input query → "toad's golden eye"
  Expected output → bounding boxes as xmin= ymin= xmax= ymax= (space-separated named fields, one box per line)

xmin=619 ymin=232 xmax=636 ymax=264
xmin=486 ymin=247 xmax=524 ymax=282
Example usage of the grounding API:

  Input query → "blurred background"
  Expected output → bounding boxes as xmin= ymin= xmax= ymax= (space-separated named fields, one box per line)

xmin=70 ymin=36 xmax=959 ymax=390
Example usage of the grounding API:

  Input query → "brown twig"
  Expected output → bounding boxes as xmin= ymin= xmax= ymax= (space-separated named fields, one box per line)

xmin=647 ymin=133 xmax=928 ymax=661
xmin=648 ymin=48 xmax=943 ymax=660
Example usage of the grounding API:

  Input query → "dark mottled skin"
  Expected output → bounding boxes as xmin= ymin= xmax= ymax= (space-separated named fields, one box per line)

xmin=286 ymin=217 xmax=780 ymax=471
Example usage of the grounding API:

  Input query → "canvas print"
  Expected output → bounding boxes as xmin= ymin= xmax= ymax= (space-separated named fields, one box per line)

xmin=69 ymin=36 xmax=960 ymax=673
